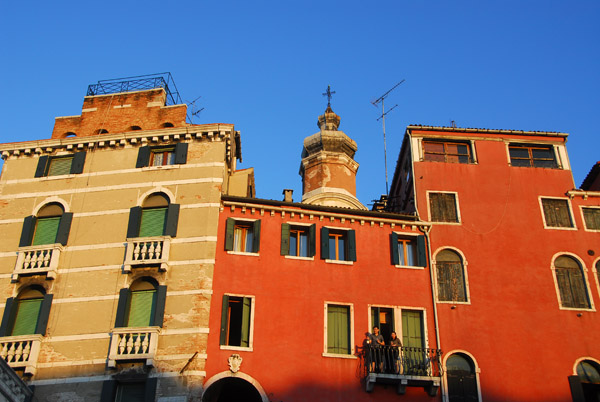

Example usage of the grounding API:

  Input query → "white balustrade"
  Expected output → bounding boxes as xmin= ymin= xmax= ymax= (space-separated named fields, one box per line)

xmin=0 ymin=335 xmax=43 ymax=375
xmin=12 ymin=244 xmax=61 ymax=281
xmin=123 ymin=236 xmax=170 ymax=272
xmin=108 ymin=327 xmax=160 ymax=367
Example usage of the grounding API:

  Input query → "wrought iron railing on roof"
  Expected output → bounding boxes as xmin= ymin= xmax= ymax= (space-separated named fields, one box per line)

xmin=86 ymin=73 xmax=182 ymax=106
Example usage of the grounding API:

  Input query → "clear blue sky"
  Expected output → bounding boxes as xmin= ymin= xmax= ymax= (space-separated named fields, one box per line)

xmin=1 ymin=1 xmax=598 ymax=206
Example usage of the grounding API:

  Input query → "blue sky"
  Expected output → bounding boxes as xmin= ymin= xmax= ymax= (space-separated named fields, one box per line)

xmin=1 ymin=1 xmax=598 ymax=206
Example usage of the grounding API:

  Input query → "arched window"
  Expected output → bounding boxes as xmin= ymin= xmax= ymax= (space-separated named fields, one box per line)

xmin=129 ymin=125 xmax=142 ymax=131
xmin=96 ymin=129 xmax=109 ymax=134
xmin=162 ymin=122 xmax=174 ymax=128
xmin=19 ymin=203 xmax=73 ymax=247
xmin=436 ymin=249 xmax=467 ymax=302
xmin=0 ymin=286 xmax=53 ymax=336
xmin=577 ymin=360 xmax=600 ymax=383
xmin=446 ymin=353 xmax=479 ymax=402
xmin=126 ymin=194 xmax=180 ymax=238
xmin=114 ymin=278 xmax=166 ymax=328
xmin=554 ymin=255 xmax=591 ymax=309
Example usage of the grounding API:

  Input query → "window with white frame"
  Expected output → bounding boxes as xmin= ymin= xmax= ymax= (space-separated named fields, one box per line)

xmin=429 ymin=192 xmax=460 ymax=223
xmin=582 ymin=207 xmax=600 ymax=231
xmin=553 ymin=255 xmax=591 ymax=309
xmin=325 ymin=303 xmax=353 ymax=356
xmin=220 ymin=295 xmax=254 ymax=348
xmin=541 ymin=198 xmax=574 ymax=228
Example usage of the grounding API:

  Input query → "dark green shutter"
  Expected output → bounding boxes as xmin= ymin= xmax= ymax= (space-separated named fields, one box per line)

xmin=144 ymin=378 xmax=158 ymax=402
xmin=402 ymin=310 xmax=424 ymax=348
xmin=280 ymin=223 xmax=290 ymax=255
xmin=241 ymin=297 xmax=251 ymax=347
xmin=0 ymin=298 xmax=16 ymax=336
xmin=32 ymin=217 xmax=61 ymax=246
xmin=371 ymin=307 xmax=380 ymax=329
xmin=127 ymin=207 xmax=142 ymax=239
xmin=347 ymin=230 xmax=356 ymax=262
xmin=19 ymin=216 xmax=36 ymax=247
xmin=416 ymin=235 xmax=427 ymax=267
xmin=55 ymin=213 xmax=73 ymax=246
xmin=114 ymin=288 xmax=130 ymax=328
xmin=35 ymin=294 xmax=53 ymax=336
xmin=136 ymin=146 xmax=150 ymax=168
xmin=70 ymin=152 xmax=86 ymax=174
xmin=390 ymin=232 xmax=399 ymax=265
xmin=127 ymin=290 xmax=157 ymax=327
xmin=34 ymin=156 xmax=49 ymax=177
xmin=220 ymin=295 xmax=230 ymax=345
xmin=153 ymin=286 xmax=167 ymax=327
xmin=252 ymin=220 xmax=261 ymax=253
xmin=11 ymin=298 xmax=43 ymax=336
xmin=225 ymin=218 xmax=235 ymax=251
xmin=139 ymin=208 xmax=167 ymax=237
xmin=568 ymin=375 xmax=586 ymax=402
xmin=164 ymin=204 xmax=180 ymax=237
xmin=47 ymin=158 xmax=73 ymax=176
xmin=174 ymin=143 xmax=188 ymax=164
xmin=320 ymin=227 xmax=329 ymax=259
xmin=308 ymin=224 xmax=316 ymax=257
xmin=100 ymin=380 xmax=117 ymax=402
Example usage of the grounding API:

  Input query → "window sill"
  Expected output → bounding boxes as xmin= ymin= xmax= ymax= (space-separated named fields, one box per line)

xmin=436 ymin=300 xmax=470 ymax=305
xmin=227 ymin=251 xmax=260 ymax=257
xmin=543 ymin=226 xmax=577 ymax=231
xmin=394 ymin=265 xmax=425 ymax=270
xmin=141 ymin=164 xmax=181 ymax=171
xmin=38 ymin=173 xmax=77 ymax=180
xmin=285 ymin=255 xmax=314 ymax=261
xmin=558 ymin=306 xmax=595 ymax=312
xmin=429 ymin=221 xmax=461 ymax=225
xmin=322 ymin=352 xmax=357 ymax=359
xmin=220 ymin=345 xmax=253 ymax=352
xmin=325 ymin=259 xmax=353 ymax=265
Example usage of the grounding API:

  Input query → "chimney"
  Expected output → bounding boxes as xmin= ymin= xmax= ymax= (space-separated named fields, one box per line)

xmin=283 ymin=189 xmax=294 ymax=203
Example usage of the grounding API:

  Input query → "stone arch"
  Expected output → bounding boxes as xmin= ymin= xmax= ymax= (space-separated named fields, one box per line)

xmin=137 ymin=188 xmax=175 ymax=206
xmin=32 ymin=197 xmax=70 ymax=215
xmin=203 ymin=371 xmax=268 ymax=402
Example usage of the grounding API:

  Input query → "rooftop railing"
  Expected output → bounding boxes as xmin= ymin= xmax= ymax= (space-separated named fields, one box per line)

xmin=86 ymin=73 xmax=182 ymax=106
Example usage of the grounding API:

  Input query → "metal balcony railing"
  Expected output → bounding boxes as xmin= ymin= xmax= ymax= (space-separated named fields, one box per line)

xmin=107 ymin=327 xmax=160 ymax=368
xmin=0 ymin=335 xmax=43 ymax=375
xmin=12 ymin=244 xmax=62 ymax=281
xmin=86 ymin=73 xmax=182 ymax=106
xmin=123 ymin=236 xmax=170 ymax=272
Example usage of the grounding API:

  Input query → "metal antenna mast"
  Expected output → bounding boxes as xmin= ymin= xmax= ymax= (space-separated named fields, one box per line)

xmin=372 ymin=80 xmax=405 ymax=195
xmin=186 ymin=96 xmax=204 ymax=124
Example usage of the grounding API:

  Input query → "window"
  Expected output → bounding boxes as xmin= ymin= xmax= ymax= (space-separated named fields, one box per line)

xmin=114 ymin=278 xmax=167 ymax=328
xmin=429 ymin=192 xmax=459 ymax=223
xmin=136 ymin=143 xmax=188 ymax=168
xmin=225 ymin=218 xmax=261 ymax=253
xmin=423 ymin=140 xmax=472 ymax=164
xmin=220 ymin=295 xmax=253 ymax=348
xmin=34 ymin=152 xmax=86 ymax=177
xmin=0 ymin=286 xmax=53 ymax=337
xmin=281 ymin=223 xmax=316 ymax=257
xmin=582 ymin=207 xmax=600 ymax=230
xmin=554 ymin=256 xmax=591 ymax=309
xmin=320 ymin=228 xmax=356 ymax=262
xmin=100 ymin=378 xmax=157 ymax=402
xmin=126 ymin=193 xmax=180 ymax=239
xmin=390 ymin=233 xmax=426 ymax=267
xmin=326 ymin=304 xmax=351 ymax=355
xmin=436 ymin=249 xmax=468 ymax=302
xmin=576 ymin=360 xmax=600 ymax=383
xmin=19 ymin=203 xmax=73 ymax=247
xmin=541 ymin=198 xmax=574 ymax=228
xmin=509 ymin=144 xmax=558 ymax=168
xmin=446 ymin=354 xmax=480 ymax=401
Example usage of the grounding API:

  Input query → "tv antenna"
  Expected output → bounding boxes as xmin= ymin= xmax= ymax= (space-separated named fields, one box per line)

xmin=372 ymin=79 xmax=405 ymax=195
xmin=186 ymin=96 xmax=204 ymax=124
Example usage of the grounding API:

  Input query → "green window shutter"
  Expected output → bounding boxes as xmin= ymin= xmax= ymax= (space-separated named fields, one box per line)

xmin=225 ymin=218 xmax=235 ymax=251
xmin=136 ymin=146 xmax=150 ymax=168
xmin=308 ymin=224 xmax=316 ymax=257
xmin=11 ymin=298 xmax=43 ymax=336
xmin=34 ymin=156 xmax=49 ymax=178
xmin=139 ymin=208 xmax=167 ymax=237
xmin=416 ymin=235 xmax=427 ymax=267
xmin=401 ymin=310 xmax=424 ymax=348
xmin=371 ymin=307 xmax=380 ymax=329
xmin=252 ymin=220 xmax=261 ymax=253
xmin=127 ymin=207 xmax=142 ymax=239
xmin=220 ymin=295 xmax=230 ymax=345
xmin=35 ymin=294 xmax=53 ymax=335
xmin=390 ymin=232 xmax=399 ymax=265
xmin=19 ymin=216 xmax=36 ymax=247
xmin=241 ymin=297 xmax=251 ymax=347
xmin=100 ymin=380 xmax=117 ymax=402
xmin=32 ymin=217 xmax=61 ymax=246
xmin=280 ymin=223 xmax=290 ymax=255
xmin=347 ymin=230 xmax=356 ymax=261
xmin=164 ymin=204 xmax=180 ymax=237
xmin=47 ymin=157 xmax=73 ymax=176
xmin=144 ymin=378 xmax=158 ymax=402
xmin=114 ymin=289 xmax=129 ymax=328
xmin=0 ymin=298 xmax=16 ymax=336
xmin=55 ymin=213 xmax=73 ymax=246
xmin=152 ymin=286 xmax=167 ymax=327
xmin=126 ymin=290 xmax=157 ymax=327
xmin=174 ymin=143 xmax=188 ymax=164
xmin=70 ymin=152 xmax=86 ymax=174
xmin=327 ymin=305 xmax=350 ymax=354
xmin=320 ymin=227 xmax=329 ymax=259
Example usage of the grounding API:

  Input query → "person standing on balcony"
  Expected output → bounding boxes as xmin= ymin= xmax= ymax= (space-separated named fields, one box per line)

xmin=370 ymin=326 xmax=385 ymax=373
xmin=390 ymin=331 xmax=402 ymax=374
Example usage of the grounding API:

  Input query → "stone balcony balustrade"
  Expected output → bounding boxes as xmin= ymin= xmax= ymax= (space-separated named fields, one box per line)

xmin=0 ymin=335 xmax=43 ymax=375
xmin=123 ymin=236 xmax=170 ymax=272
xmin=12 ymin=244 xmax=62 ymax=281
xmin=107 ymin=327 xmax=161 ymax=367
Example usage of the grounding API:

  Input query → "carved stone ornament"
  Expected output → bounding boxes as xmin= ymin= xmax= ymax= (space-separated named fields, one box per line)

xmin=228 ymin=354 xmax=243 ymax=373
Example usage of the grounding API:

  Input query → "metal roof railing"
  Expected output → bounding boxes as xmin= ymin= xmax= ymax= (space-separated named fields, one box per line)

xmin=86 ymin=73 xmax=183 ymax=106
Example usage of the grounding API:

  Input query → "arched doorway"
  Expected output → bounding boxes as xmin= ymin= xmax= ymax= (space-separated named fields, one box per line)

xmin=202 ymin=377 xmax=262 ymax=402
xmin=446 ymin=353 xmax=479 ymax=402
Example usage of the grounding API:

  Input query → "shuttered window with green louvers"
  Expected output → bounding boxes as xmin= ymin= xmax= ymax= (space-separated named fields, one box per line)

xmin=47 ymin=157 xmax=73 ymax=176
xmin=327 ymin=304 xmax=350 ymax=354
xmin=126 ymin=290 xmax=157 ymax=327
xmin=10 ymin=298 xmax=43 ymax=336
xmin=139 ymin=208 xmax=167 ymax=237
xmin=32 ymin=217 xmax=61 ymax=245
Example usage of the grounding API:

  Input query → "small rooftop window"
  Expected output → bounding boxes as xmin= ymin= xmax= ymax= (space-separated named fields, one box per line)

xmin=129 ymin=126 xmax=142 ymax=131
xmin=162 ymin=122 xmax=174 ymax=128
xmin=96 ymin=129 xmax=109 ymax=134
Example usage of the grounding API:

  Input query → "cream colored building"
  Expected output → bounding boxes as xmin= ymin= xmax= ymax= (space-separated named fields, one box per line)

xmin=0 ymin=75 xmax=252 ymax=401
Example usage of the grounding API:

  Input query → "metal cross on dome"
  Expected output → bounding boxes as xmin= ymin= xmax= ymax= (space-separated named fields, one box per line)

xmin=322 ymin=85 xmax=336 ymax=107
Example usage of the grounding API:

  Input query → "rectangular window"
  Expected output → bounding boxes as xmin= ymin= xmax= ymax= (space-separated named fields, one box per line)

xmin=220 ymin=295 xmax=252 ymax=348
xmin=139 ymin=208 xmax=167 ymax=237
xmin=398 ymin=238 xmax=417 ymax=266
xmin=423 ymin=140 xmax=472 ymax=164
xmin=542 ymin=198 xmax=574 ymax=228
xmin=582 ymin=208 xmax=600 ymax=230
xmin=136 ymin=144 xmax=188 ymax=168
xmin=320 ymin=227 xmax=356 ymax=262
xmin=390 ymin=233 xmax=427 ymax=267
xmin=290 ymin=228 xmax=308 ymax=256
xmin=10 ymin=299 xmax=42 ymax=336
xmin=32 ymin=217 xmax=61 ymax=246
xmin=234 ymin=224 xmax=254 ymax=252
xmin=225 ymin=218 xmax=261 ymax=253
xmin=281 ymin=224 xmax=316 ymax=257
xmin=326 ymin=304 xmax=351 ymax=355
xmin=47 ymin=157 xmax=73 ymax=176
xmin=509 ymin=144 xmax=558 ymax=168
xmin=150 ymin=148 xmax=176 ymax=167
xmin=115 ymin=382 xmax=145 ymax=402
xmin=34 ymin=152 xmax=86 ymax=177
xmin=429 ymin=192 xmax=459 ymax=223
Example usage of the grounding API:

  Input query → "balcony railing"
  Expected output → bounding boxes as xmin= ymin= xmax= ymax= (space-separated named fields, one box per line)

xmin=0 ymin=335 xmax=43 ymax=375
xmin=364 ymin=345 xmax=442 ymax=396
xmin=12 ymin=244 xmax=62 ymax=281
xmin=108 ymin=327 xmax=160 ymax=368
xmin=123 ymin=237 xmax=170 ymax=272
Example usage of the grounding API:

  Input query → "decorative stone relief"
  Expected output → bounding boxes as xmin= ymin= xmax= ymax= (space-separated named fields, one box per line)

xmin=228 ymin=354 xmax=243 ymax=373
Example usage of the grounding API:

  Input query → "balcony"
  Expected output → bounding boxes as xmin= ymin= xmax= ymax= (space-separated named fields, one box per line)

xmin=108 ymin=327 xmax=160 ymax=368
xmin=0 ymin=335 xmax=43 ymax=375
xmin=123 ymin=237 xmax=170 ymax=273
xmin=364 ymin=345 xmax=442 ymax=396
xmin=12 ymin=244 xmax=62 ymax=281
